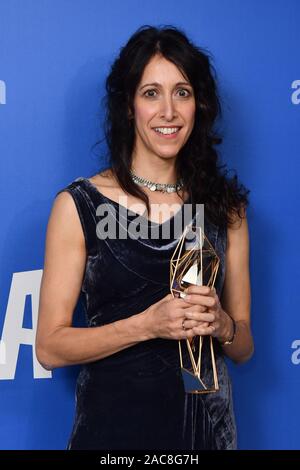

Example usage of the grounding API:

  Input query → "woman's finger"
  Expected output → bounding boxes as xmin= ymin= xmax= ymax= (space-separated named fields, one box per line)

xmin=184 ymin=285 xmax=212 ymax=296
xmin=192 ymin=324 xmax=216 ymax=336
xmin=183 ymin=294 xmax=217 ymax=308
xmin=183 ymin=304 xmax=207 ymax=313
xmin=185 ymin=311 xmax=215 ymax=323
xmin=182 ymin=319 xmax=209 ymax=330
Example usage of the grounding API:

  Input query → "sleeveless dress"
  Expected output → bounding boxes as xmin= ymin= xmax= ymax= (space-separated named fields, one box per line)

xmin=56 ymin=176 xmax=237 ymax=450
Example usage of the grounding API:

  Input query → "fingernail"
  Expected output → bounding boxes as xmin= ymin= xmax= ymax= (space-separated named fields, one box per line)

xmin=180 ymin=292 xmax=187 ymax=299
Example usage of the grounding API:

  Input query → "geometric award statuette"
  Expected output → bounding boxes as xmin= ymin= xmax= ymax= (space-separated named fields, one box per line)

xmin=170 ymin=223 xmax=220 ymax=393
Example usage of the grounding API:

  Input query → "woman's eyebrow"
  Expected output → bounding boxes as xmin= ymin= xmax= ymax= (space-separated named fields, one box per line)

xmin=139 ymin=81 xmax=192 ymax=90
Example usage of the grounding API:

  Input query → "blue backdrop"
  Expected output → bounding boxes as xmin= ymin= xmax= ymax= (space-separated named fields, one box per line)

xmin=0 ymin=0 xmax=299 ymax=450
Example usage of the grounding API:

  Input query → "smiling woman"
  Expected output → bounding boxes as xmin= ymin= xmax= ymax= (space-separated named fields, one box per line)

xmin=134 ymin=69 xmax=195 ymax=149
xmin=36 ymin=25 xmax=253 ymax=451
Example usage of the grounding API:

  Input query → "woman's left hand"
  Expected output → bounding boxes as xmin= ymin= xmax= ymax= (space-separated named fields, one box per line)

xmin=183 ymin=285 xmax=233 ymax=341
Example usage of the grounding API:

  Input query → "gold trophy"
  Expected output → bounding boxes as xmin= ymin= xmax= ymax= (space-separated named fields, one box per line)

xmin=170 ymin=223 xmax=220 ymax=393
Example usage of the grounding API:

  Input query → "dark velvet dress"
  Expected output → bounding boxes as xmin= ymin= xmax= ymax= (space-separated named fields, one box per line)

xmin=56 ymin=176 xmax=237 ymax=450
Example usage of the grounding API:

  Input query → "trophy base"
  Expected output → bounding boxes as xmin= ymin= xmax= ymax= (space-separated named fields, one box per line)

xmin=181 ymin=368 xmax=219 ymax=394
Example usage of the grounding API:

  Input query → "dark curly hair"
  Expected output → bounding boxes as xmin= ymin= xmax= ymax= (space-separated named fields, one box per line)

xmin=96 ymin=24 xmax=250 ymax=228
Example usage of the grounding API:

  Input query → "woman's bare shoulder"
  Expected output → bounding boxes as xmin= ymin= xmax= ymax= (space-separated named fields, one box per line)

xmin=87 ymin=168 xmax=132 ymax=202
xmin=48 ymin=186 xmax=88 ymax=251
xmin=88 ymin=168 xmax=117 ymax=189
xmin=227 ymin=205 xmax=248 ymax=231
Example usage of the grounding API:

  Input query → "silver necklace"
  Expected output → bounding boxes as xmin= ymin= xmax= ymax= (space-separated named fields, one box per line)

xmin=130 ymin=169 xmax=183 ymax=193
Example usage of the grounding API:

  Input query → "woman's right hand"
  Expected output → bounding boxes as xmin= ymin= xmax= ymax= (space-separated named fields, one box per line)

xmin=143 ymin=293 xmax=210 ymax=341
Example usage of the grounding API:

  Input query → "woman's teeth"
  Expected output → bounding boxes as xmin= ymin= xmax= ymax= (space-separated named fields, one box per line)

xmin=154 ymin=127 xmax=180 ymax=135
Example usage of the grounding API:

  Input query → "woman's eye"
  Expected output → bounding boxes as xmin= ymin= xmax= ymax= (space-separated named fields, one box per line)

xmin=144 ymin=89 xmax=157 ymax=97
xmin=178 ymin=88 xmax=190 ymax=97
xmin=143 ymin=88 xmax=191 ymax=98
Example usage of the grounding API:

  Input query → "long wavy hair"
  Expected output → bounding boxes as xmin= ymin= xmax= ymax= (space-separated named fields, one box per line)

xmin=97 ymin=25 xmax=250 ymax=228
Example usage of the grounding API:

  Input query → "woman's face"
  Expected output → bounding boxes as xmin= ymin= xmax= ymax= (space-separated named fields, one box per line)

xmin=132 ymin=54 xmax=196 ymax=162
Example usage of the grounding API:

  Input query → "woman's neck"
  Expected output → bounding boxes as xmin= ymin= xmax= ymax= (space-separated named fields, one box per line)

xmin=131 ymin=158 xmax=178 ymax=185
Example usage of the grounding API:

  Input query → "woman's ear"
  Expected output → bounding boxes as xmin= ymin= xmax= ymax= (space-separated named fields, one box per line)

xmin=127 ymin=102 xmax=134 ymax=119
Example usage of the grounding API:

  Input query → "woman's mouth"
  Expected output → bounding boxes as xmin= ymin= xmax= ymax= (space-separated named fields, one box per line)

xmin=153 ymin=127 xmax=181 ymax=139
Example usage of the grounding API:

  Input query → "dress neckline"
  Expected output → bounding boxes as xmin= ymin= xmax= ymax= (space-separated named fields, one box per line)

xmin=81 ymin=176 xmax=192 ymax=227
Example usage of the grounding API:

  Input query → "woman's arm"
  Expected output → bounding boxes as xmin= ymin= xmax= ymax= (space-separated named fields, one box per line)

xmin=36 ymin=192 xmax=152 ymax=371
xmin=217 ymin=210 xmax=254 ymax=363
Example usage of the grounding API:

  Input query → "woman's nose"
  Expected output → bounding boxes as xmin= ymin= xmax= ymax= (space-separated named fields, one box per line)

xmin=159 ymin=96 xmax=177 ymax=120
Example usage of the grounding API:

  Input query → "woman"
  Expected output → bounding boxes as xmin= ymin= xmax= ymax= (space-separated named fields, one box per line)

xmin=36 ymin=25 xmax=254 ymax=450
